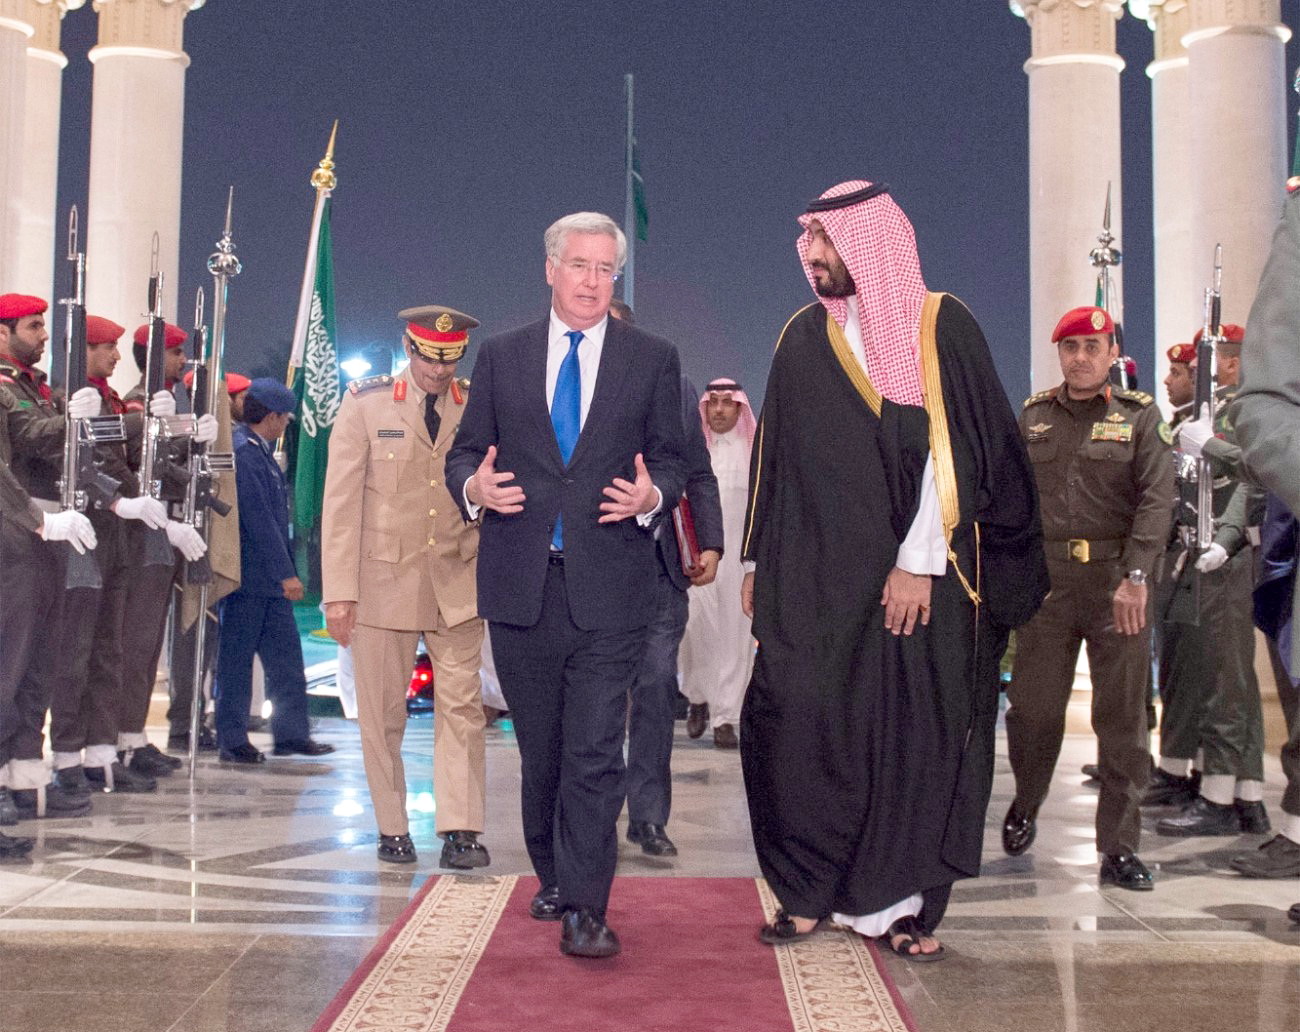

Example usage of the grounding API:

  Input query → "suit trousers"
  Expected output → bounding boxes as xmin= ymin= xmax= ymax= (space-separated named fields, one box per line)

xmin=117 ymin=544 xmax=180 ymax=737
xmin=1007 ymin=559 xmax=1151 ymax=854
xmin=214 ymin=592 xmax=310 ymax=751
xmin=51 ymin=511 xmax=129 ymax=756
xmin=625 ymin=565 xmax=688 ymax=826
xmin=352 ymin=615 xmax=486 ymax=836
xmin=0 ymin=522 xmax=60 ymax=767
xmin=491 ymin=561 xmax=646 ymax=913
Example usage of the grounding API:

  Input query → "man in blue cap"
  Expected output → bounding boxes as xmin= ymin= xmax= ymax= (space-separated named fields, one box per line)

xmin=214 ymin=378 xmax=333 ymax=764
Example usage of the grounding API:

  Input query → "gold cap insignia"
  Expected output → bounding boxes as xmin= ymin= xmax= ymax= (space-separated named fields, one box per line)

xmin=1090 ymin=310 xmax=1106 ymax=331
xmin=435 ymin=313 xmax=454 ymax=333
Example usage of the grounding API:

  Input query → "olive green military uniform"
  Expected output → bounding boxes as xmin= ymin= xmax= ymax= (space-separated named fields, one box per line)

xmin=1007 ymin=383 xmax=1174 ymax=854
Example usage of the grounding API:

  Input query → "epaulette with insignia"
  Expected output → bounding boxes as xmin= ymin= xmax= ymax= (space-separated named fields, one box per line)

xmin=1022 ymin=388 xmax=1056 ymax=410
xmin=450 ymin=377 xmax=470 ymax=406
xmin=347 ymin=373 xmax=394 ymax=396
xmin=1116 ymin=389 xmax=1154 ymax=407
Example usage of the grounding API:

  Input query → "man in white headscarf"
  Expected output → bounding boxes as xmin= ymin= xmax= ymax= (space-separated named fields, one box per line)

xmin=679 ymin=379 xmax=757 ymax=749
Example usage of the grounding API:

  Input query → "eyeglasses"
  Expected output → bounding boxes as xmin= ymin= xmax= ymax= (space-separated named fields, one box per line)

xmin=557 ymin=258 xmax=622 ymax=283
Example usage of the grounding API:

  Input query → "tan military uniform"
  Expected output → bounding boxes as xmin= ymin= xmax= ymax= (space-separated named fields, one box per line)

xmin=321 ymin=367 xmax=484 ymax=837
xmin=1007 ymin=383 xmax=1174 ymax=854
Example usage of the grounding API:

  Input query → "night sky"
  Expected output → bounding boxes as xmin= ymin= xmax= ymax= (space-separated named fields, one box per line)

xmin=51 ymin=2 xmax=1300 ymax=408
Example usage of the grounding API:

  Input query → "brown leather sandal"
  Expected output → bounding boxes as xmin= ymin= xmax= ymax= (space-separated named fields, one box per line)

xmin=758 ymin=910 xmax=825 ymax=945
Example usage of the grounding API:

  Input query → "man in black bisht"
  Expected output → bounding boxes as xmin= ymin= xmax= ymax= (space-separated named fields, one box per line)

xmin=740 ymin=180 xmax=1048 ymax=960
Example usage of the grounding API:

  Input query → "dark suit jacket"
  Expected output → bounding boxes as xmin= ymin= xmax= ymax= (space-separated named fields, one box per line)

xmin=447 ymin=315 xmax=687 ymax=631
xmin=656 ymin=374 xmax=723 ymax=592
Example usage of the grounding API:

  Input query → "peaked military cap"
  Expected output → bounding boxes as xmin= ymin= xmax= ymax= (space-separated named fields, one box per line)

xmin=399 ymin=305 xmax=479 ymax=363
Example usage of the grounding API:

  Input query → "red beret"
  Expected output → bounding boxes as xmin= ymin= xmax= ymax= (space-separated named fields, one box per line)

xmin=85 ymin=316 xmax=125 ymax=345
xmin=1167 ymin=342 xmax=1197 ymax=365
xmin=132 ymin=322 xmax=188 ymax=350
xmin=1052 ymin=306 xmax=1114 ymax=342
xmin=1192 ymin=323 xmax=1245 ymax=345
xmin=182 ymin=370 xmax=252 ymax=395
xmin=0 ymin=294 xmax=48 ymax=320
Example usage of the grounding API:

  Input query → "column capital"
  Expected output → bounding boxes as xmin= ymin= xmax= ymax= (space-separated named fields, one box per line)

xmin=0 ymin=0 xmax=35 ymax=38
xmin=90 ymin=0 xmax=203 ymax=58
xmin=1011 ymin=1 xmax=1126 ymax=67
xmin=1182 ymin=0 xmax=1290 ymax=45
xmin=25 ymin=1 xmax=84 ymax=60
xmin=1138 ymin=1 xmax=1192 ymax=70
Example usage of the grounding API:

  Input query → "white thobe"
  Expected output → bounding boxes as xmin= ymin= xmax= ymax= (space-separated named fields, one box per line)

xmin=678 ymin=428 xmax=754 ymax=727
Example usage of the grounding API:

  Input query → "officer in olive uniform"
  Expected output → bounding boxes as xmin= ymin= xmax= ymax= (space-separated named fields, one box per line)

xmin=1148 ymin=330 xmax=1270 ymax=836
xmin=1003 ymin=306 xmax=1174 ymax=891
xmin=322 ymin=306 xmax=489 ymax=868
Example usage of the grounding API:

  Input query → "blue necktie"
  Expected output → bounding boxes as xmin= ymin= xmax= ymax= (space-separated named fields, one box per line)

xmin=550 ymin=330 xmax=583 ymax=549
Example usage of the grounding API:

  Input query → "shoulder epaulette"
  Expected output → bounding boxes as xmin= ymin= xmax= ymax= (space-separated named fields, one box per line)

xmin=347 ymin=373 xmax=394 ymax=396
xmin=1022 ymin=388 xmax=1056 ymax=410
xmin=1116 ymin=388 xmax=1155 ymax=407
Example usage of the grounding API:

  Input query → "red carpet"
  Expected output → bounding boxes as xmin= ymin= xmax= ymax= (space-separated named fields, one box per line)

xmin=311 ymin=876 xmax=919 ymax=1032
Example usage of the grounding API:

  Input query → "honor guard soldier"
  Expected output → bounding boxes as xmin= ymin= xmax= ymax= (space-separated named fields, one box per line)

xmin=323 ymin=306 xmax=489 ymax=868
xmin=1153 ymin=326 xmax=1270 ymax=835
xmin=1003 ymin=305 xmax=1174 ymax=890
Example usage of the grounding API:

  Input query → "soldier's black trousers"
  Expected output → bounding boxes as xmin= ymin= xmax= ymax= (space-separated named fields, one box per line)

xmin=0 ymin=521 xmax=61 ymax=765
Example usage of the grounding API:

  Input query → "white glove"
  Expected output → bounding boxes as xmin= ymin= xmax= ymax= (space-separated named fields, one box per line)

xmin=1178 ymin=403 xmax=1214 ymax=459
xmin=165 ymin=520 xmax=207 ymax=561
xmin=39 ymin=510 xmax=97 ymax=553
xmin=1196 ymin=542 xmax=1229 ymax=573
xmin=149 ymin=390 xmax=177 ymax=418
xmin=66 ymin=386 xmax=102 ymax=420
xmin=112 ymin=495 xmax=169 ymax=529
xmin=193 ymin=413 xmax=218 ymax=445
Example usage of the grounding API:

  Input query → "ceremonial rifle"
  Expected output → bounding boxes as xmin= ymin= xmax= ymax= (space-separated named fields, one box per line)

xmin=187 ymin=188 xmax=242 ymax=778
xmin=57 ymin=206 xmax=124 ymax=589
xmin=137 ymin=235 xmax=191 ymax=567
xmin=1184 ymin=245 xmax=1223 ymax=625
xmin=180 ymin=288 xmax=233 ymax=587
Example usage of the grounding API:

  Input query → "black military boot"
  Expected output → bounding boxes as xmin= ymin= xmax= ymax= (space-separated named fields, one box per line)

xmin=439 ymin=831 xmax=490 ymax=869
xmin=0 ymin=830 xmax=34 ymax=858
xmin=85 ymin=762 xmax=156 ymax=793
xmin=52 ymin=765 xmax=93 ymax=800
xmin=120 ymin=745 xmax=177 ymax=778
xmin=1141 ymin=767 xmax=1198 ymax=808
xmin=0 ymin=788 xmax=19 ymax=826
xmin=1156 ymin=796 xmax=1238 ymax=836
xmin=1234 ymin=800 xmax=1271 ymax=835
xmin=13 ymin=783 xmax=93 ymax=819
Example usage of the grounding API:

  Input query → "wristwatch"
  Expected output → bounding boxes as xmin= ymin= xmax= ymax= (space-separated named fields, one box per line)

xmin=1125 ymin=569 xmax=1147 ymax=586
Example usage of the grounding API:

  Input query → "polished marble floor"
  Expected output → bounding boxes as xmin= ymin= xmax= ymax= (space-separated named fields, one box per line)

xmin=0 ymin=695 xmax=1296 ymax=1032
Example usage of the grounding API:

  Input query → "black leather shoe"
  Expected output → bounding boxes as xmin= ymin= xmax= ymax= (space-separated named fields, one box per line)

xmin=529 ymin=884 xmax=562 ymax=921
xmin=1099 ymin=852 xmax=1154 ymax=891
xmin=1230 ymin=834 xmax=1300 ymax=878
xmin=219 ymin=744 xmax=265 ymax=765
xmin=0 ymin=788 xmax=18 ymax=826
xmin=1001 ymin=803 xmax=1036 ymax=856
xmin=1081 ymin=763 xmax=1102 ymax=783
xmin=120 ymin=746 xmax=175 ymax=778
xmin=272 ymin=738 xmax=335 ymax=757
xmin=52 ymin=765 xmax=93 ymax=800
xmin=560 ymin=907 xmax=621 ymax=958
xmin=439 ymin=830 xmax=490 ymax=869
xmin=0 ymin=830 xmax=34 ymax=858
xmin=1234 ymin=799 xmax=1271 ymax=835
xmin=1289 ymin=902 xmax=1300 ymax=924
xmin=1157 ymin=796 xmax=1238 ymax=837
xmin=626 ymin=821 xmax=678 ymax=857
xmin=138 ymin=743 xmax=183 ymax=771
xmin=85 ymin=761 xmax=156 ymax=793
xmin=1141 ymin=767 xmax=1199 ymax=808
xmin=713 ymin=723 xmax=739 ymax=749
xmin=377 ymin=833 xmax=417 ymax=864
xmin=686 ymin=703 xmax=709 ymax=739
xmin=169 ymin=727 xmax=219 ymax=752
xmin=13 ymin=784 xmax=93 ymax=818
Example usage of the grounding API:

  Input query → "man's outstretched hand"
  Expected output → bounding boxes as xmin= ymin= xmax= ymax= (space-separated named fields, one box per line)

xmin=467 ymin=445 xmax=526 ymax=514
xmin=599 ymin=453 xmax=657 ymax=523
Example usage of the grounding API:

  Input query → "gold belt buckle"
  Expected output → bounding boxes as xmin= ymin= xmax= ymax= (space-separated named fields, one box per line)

xmin=1068 ymin=538 xmax=1090 ymax=563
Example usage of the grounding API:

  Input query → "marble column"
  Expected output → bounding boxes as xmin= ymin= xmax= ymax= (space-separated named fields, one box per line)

xmin=1012 ymin=0 xmax=1127 ymax=392
xmin=1140 ymin=0 xmax=1194 ymax=414
xmin=85 ymin=0 xmax=203 ymax=395
xmin=14 ymin=1 xmax=83 ymax=315
xmin=0 ymin=0 xmax=34 ymax=291
xmin=1183 ymin=0 xmax=1289 ymax=333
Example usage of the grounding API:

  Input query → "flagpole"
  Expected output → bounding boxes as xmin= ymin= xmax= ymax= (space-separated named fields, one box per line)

xmin=623 ymin=74 xmax=635 ymax=310
xmin=287 ymin=121 xmax=338 ymax=386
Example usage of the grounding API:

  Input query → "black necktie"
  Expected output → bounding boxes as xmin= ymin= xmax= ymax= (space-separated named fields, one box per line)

xmin=424 ymin=392 xmax=441 ymax=443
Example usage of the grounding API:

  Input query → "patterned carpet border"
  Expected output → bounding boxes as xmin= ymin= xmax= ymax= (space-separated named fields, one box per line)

xmin=310 ymin=874 xmax=515 ymax=1032
xmin=756 ymin=878 xmax=919 ymax=1032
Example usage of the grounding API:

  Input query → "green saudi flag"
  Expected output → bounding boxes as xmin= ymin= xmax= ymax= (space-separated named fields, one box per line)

xmin=289 ymin=197 xmax=342 ymax=557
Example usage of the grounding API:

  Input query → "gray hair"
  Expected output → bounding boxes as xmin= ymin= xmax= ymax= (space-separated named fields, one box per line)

xmin=544 ymin=212 xmax=627 ymax=270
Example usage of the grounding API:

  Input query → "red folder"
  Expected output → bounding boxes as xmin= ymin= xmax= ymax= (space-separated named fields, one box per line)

xmin=672 ymin=495 xmax=702 ymax=577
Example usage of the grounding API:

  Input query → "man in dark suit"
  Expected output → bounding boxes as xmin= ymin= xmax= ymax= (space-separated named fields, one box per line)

xmin=447 ymin=212 xmax=686 ymax=958
xmin=610 ymin=300 xmax=724 ymax=860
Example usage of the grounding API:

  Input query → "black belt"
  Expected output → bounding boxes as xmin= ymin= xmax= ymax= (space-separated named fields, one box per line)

xmin=1045 ymin=538 xmax=1125 ymax=563
xmin=548 ymin=551 xmax=565 ymax=565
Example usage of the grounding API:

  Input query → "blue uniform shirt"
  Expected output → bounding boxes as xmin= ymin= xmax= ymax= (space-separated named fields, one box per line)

xmin=232 ymin=422 xmax=296 ymax=596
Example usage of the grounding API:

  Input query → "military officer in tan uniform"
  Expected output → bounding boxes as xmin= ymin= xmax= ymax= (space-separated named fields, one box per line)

xmin=1002 ymin=305 xmax=1174 ymax=891
xmin=322 ymin=306 xmax=488 ymax=868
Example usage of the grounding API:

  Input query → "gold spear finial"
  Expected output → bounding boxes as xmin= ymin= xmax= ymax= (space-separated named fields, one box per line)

xmin=310 ymin=120 xmax=339 ymax=193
